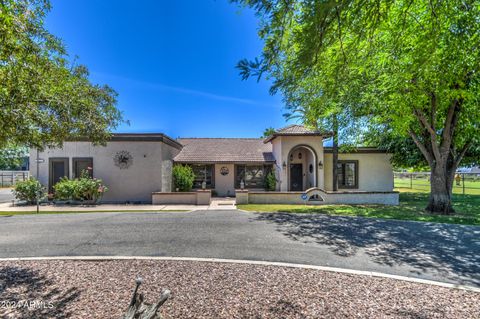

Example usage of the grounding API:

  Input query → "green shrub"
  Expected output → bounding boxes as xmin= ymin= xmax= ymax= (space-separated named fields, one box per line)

xmin=173 ymin=165 xmax=195 ymax=192
xmin=265 ymin=172 xmax=276 ymax=191
xmin=13 ymin=178 xmax=45 ymax=204
xmin=54 ymin=171 xmax=107 ymax=203
xmin=53 ymin=177 xmax=79 ymax=201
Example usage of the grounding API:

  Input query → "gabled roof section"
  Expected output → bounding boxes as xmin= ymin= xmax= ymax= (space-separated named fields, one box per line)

xmin=263 ymin=124 xmax=332 ymax=143
xmin=174 ymin=138 xmax=275 ymax=163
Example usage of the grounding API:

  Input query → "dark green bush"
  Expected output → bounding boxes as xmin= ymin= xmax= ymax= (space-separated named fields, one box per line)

xmin=265 ymin=171 xmax=277 ymax=191
xmin=173 ymin=165 xmax=195 ymax=192
xmin=13 ymin=178 xmax=45 ymax=204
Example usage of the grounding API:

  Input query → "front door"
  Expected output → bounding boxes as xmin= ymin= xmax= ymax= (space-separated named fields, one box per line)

xmin=49 ymin=158 xmax=69 ymax=192
xmin=290 ymin=164 xmax=303 ymax=191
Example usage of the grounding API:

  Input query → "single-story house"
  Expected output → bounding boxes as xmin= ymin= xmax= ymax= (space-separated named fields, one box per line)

xmin=30 ymin=125 xmax=398 ymax=205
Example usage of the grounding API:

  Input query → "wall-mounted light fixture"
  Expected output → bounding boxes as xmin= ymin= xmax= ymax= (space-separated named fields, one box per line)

xmin=318 ymin=161 xmax=323 ymax=169
xmin=282 ymin=161 xmax=287 ymax=169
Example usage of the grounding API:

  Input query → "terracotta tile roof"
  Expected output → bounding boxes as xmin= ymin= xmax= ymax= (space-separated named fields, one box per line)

xmin=174 ymin=138 xmax=275 ymax=163
xmin=263 ymin=124 xmax=332 ymax=143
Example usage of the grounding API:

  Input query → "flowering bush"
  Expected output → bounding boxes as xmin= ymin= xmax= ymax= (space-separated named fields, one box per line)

xmin=13 ymin=178 xmax=46 ymax=204
xmin=54 ymin=171 xmax=107 ymax=203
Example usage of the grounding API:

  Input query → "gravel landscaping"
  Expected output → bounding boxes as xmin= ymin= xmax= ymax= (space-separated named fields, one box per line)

xmin=0 ymin=260 xmax=478 ymax=318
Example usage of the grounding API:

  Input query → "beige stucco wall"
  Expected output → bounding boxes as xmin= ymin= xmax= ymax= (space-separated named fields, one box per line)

xmin=323 ymin=153 xmax=394 ymax=192
xmin=30 ymin=141 xmax=179 ymax=203
xmin=214 ymin=164 xmax=235 ymax=196
xmin=152 ymin=190 xmax=211 ymax=205
xmin=270 ymin=136 xmax=325 ymax=191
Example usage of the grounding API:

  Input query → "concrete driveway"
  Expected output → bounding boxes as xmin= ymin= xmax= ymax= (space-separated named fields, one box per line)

xmin=0 ymin=210 xmax=478 ymax=287
xmin=0 ymin=188 xmax=14 ymax=203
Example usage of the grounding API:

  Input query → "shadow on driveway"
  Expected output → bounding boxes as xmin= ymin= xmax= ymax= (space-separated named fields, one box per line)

xmin=0 ymin=266 xmax=80 ymax=318
xmin=253 ymin=213 xmax=480 ymax=286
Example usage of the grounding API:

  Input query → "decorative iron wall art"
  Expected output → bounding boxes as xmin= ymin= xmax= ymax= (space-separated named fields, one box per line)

xmin=114 ymin=150 xmax=133 ymax=169
xmin=220 ymin=166 xmax=229 ymax=176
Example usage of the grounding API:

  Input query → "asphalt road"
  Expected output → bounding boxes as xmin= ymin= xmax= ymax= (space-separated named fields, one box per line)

xmin=0 ymin=210 xmax=478 ymax=287
xmin=0 ymin=188 xmax=14 ymax=203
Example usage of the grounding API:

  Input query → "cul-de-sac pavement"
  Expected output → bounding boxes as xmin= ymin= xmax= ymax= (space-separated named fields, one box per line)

xmin=0 ymin=209 xmax=478 ymax=287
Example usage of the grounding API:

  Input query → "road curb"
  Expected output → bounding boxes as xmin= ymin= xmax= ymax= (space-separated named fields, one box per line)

xmin=1 ymin=256 xmax=479 ymax=292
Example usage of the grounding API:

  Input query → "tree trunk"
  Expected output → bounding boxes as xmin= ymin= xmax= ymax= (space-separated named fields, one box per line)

xmin=332 ymin=115 xmax=339 ymax=191
xmin=426 ymin=162 xmax=456 ymax=215
xmin=121 ymin=278 xmax=171 ymax=319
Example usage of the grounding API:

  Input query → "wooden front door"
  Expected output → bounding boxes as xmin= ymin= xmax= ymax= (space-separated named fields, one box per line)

xmin=290 ymin=164 xmax=303 ymax=191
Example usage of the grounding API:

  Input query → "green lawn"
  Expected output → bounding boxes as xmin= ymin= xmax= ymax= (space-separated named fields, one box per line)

xmin=237 ymin=191 xmax=480 ymax=226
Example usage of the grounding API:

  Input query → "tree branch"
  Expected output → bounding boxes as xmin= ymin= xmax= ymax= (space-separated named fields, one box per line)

xmin=413 ymin=108 xmax=441 ymax=161
xmin=430 ymin=92 xmax=436 ymax=132
xmin=408 ymin=130 xmax=434 ymax=166
xmin=455 ymin=141 xmax=472 ymax=168
xmin=335 ymin=5 xmax=348 ymax=64
xmin=441 ymin=98 xmax=460 ymax=148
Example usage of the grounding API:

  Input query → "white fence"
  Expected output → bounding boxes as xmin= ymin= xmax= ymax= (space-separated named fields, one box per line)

xmin=0 ymin=171 xmax=30 ymax=187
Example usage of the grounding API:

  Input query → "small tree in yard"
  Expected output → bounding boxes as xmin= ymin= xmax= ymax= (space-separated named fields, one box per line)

xmin=173 ymin=165 xmax=195 ymax=192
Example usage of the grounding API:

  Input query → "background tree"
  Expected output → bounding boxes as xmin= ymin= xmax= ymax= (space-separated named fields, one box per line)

xmin=367 ymin=129 xmax=480 ymax=171
xmin=233 ymin=0 xmax=480 ymax=214
xmin=0 ymin=144 xmax=28 ymax=170
xmin=0 ymin=0 xmax=124 ymax=149
xmin=261 ymin=127 xmax=276 ymax=138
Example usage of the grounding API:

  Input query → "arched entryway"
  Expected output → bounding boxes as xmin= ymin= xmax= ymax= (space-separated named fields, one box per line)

xmin=287 ymin=145 xmax=317 ymax=191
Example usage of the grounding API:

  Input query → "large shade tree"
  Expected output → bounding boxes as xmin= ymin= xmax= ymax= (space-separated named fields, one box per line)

xmin=233 ymin=0 xmax=480 ymax=214
xmin=0 ymin=0 xmax=124 ymax=149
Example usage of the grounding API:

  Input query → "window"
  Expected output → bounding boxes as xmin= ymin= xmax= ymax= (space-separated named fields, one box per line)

xmin=73 ymin=158 xmax=93 ymax=178
xmin=235 ymin=165 xmax=272 ymax=188
xmin=191 ymin=164 xmax=214 ymax=189
xmin=337 ymin=160 xmax=358 ymax=189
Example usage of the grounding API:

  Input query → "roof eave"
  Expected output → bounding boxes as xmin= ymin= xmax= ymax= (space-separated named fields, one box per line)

xmin=264 ymin=132 xmax=333 ymax=144
xmin=173 ymin=160 xmax=276 ymax=164
xmin=66 ymin=133 xmax=183 ymax=149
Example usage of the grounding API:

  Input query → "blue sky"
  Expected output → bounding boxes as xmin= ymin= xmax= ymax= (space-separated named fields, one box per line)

xmin=45 ymin=0 xmax=292 ymax=138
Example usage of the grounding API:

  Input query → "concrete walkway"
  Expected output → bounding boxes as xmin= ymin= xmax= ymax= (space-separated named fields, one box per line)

xmin=0 ymin=202 xmax=204 ymax=212
xmin=0 ymin=197 xmax=237 ymax=212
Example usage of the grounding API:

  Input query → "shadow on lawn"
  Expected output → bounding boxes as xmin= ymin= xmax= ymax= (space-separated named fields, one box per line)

xmin=253 ymin=212 xmax=480 ymax=286
xmin=0 ymin=266 xmax=80 ymax=318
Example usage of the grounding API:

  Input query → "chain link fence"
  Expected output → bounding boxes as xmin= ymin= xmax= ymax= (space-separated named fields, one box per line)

xmin=394 ymin=172 xmax=480 ymax=195
xmin=0 ymin=171 xmax=30 ymax=187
